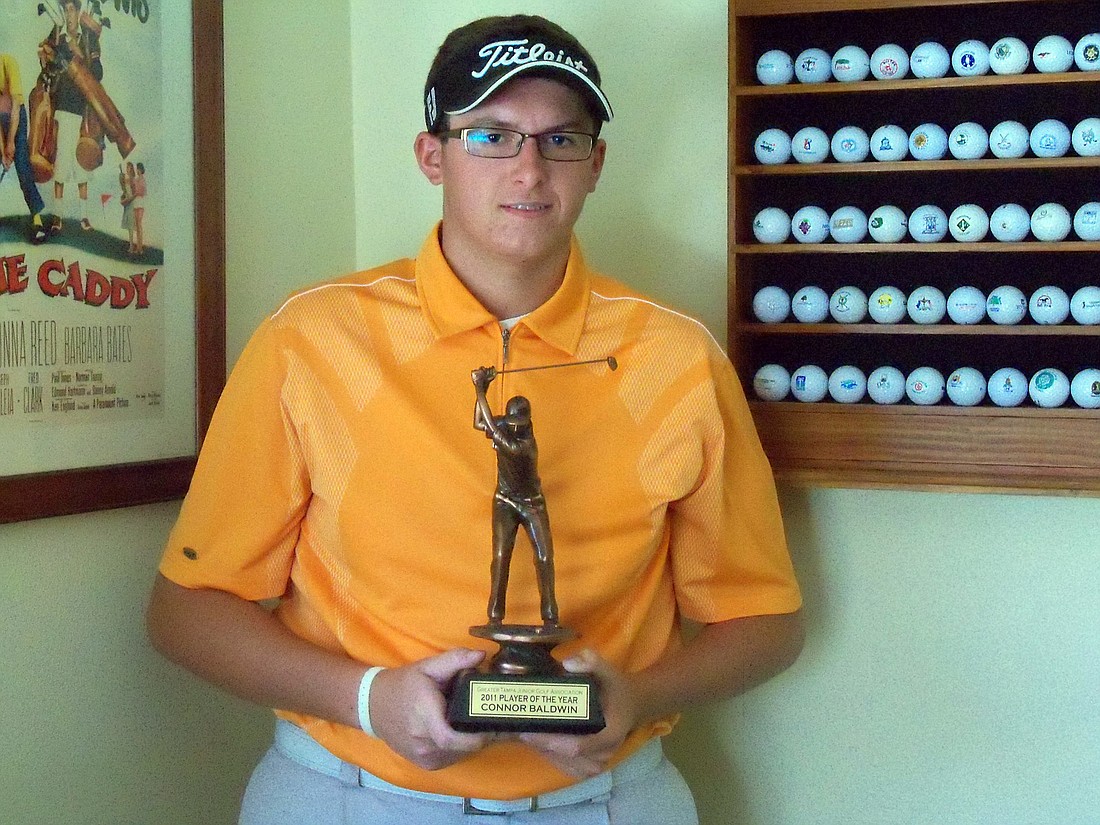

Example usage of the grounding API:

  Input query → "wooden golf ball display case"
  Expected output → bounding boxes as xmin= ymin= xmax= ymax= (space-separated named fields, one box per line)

xmin=730 ymin=0 xmax=1100 ymax=493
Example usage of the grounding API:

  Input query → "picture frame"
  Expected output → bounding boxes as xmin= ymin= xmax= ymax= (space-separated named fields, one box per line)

xmin=0 ymin=0 xmax=225 ymax=524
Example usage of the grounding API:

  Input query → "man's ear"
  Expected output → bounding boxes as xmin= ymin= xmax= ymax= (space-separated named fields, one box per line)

xmin=414 ymin=132 xmax=445 ymax=185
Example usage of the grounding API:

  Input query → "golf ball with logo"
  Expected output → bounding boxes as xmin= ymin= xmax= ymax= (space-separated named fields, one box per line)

xmin=871 ymin=43 xmax=910 ymax=80
xmin=947 ymin=367 xmax=987 ymax=406
xmin=830 ymin=286 xmax=868 ymax=323
xmin=831 ymin=126 xmax=870 ymax=162
xmin=791 ymin=286 xmax=830 ymax=323
xmin=990 ymin=203 xmax=1031 ymax=241
xmin=752 ymin=285 xmax=791 ymax=323
xmin=949 ymin=122 xmax=989 ymax=159
xmin=906 ymin=367 xmax=946 ymax=405
xmin=791 ymin=206 xmax=831 ymax=243
xmin=947 ymin=286 xmax=987 ymax=324
xmin=829 ymin=206 xmax=869 ymax=243
xmin=1071 ymin=368 xmax=1100 ymax=408
xmin=911 ymin=41 xmax=951 ymax=78
xmin=832 ymin=45 xmax=871 ymax=82
xmin=909 ymin=123 xmax=949 ymax=160
xmin=1029 ymin=286 xmax=1070 ymax=324
xmin=907 ymin=285 xmax=947 ymax=324
xmin=952 ymin=39 xmax=991 ymax=76
xmin=990 ymin=120 xmax=1031 ymax=159
xmin=990 ymin=36 xmax=1030 ymax=74
xmin=909 ymin=204 xmax=948 ymax=242
xmin=1075 ymin=33 xmax=1100 ymax=71
xmin=1033 ymin=35 xmax=1075 ymax=73
xmin=790 ymin=365 xmax=829 ymax=402
xmin=754 ymin=128 xmax=792 ymax=165
xmin=1070 ymin=285 xmax=1100 ymax=324
xmin=829 ymin=366 xmax=867 ymax=403
xmin=1072 ymin=118 xmax=1100 ymax=157
xmin=1029 ymin=368 xmax=1070 ymax=407
xmin=795 ymin=48 xmax=833 ymax=83
xmin=987 ymin=367 xmax=1028 ymax=406
xmin=987 ymin=285 xmax=1028 ymax=324
xmin=868 ymin=286 xmax=908 ymax=324
xmin=867 ymin=366 xmax=907 ymax=404
xmin=756 ymin=49 xmax=794 ymax=84
xmin=949 ymin=204 xmax=990 ymax=242
xmin=1030 ymin=119 xmax=1071 ymax=158
xmin=791 ymin=126 xmax=831 ymax=163
xmin=753 ymin=364 xmax=791 ymax=401
xmin=1030 ymin=202 xmax=1072 ymax=242
xmin=1074 ymin=202 xmax=1100 ymax=241
xmin=752 ymin=207 xmax=791 ymax=244
xmin=870 ymin=124 xmax=909 ymax=161
xmin=868 ymin=204 xmax=909 ymax=242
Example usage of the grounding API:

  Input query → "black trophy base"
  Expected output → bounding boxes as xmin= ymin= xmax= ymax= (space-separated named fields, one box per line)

xmin=447 ymin=623 xmax=606 ymax=734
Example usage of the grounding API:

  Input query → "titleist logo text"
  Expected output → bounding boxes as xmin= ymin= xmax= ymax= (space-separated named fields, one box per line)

xmin=472 ymin=39 xmax=588 ymax=79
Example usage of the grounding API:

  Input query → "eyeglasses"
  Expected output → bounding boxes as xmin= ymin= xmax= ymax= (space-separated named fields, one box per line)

xmin=437 ymin=127 xmax=597 ymax=162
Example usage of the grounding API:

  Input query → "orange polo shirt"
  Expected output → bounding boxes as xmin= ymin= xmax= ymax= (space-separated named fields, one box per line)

xmin=160 ymin=225 xmax=800 ymax=800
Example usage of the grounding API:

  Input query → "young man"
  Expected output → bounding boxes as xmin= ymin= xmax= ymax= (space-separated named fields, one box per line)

xmin=0 ymin=52 xmax=48 ymax=244
xmin=148 ymin=15 xmax=802 ymax=824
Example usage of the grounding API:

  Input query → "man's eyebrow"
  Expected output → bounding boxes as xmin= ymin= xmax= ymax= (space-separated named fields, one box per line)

xmin=460 ymin=118 xmax=592 ymax=132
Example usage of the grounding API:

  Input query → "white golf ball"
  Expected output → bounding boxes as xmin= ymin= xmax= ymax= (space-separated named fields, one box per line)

xmin=867 ymin=286 xmax=908 ymax=324
xmin=947 ymin=286 xmax=987 ymax=324
xmin=946 ymin=367 xmax=987 ymax=406
xmin=910 ymin=41 xmax=951 ymax=78
xmin=753 ymin=364 xmax=791 ymax=401
xmin=1071 ymin=285 xmax=1100 ymax=324
xmin=987 ymin=367 xmax=1029 ymax=407
xmin=907 ymin=285 xmax=947 ymax=324
xmin=1030 ymin=202 xmax=1072 ymax=242
xmin=791 ymin=285 xmax=831 ymax=323
xmin=870 ymin=124 xmax=909 ymax=161
xmin=909 ymin=123 xmax=949 ymax=160
xmin=990 ymin=203 xmax=1031 ymax=241
xmin=1030 ymin=119 xmax=1071 ymax=158
xmin=868 ymin=204 xmax=909 ymax=242
xmin=1033 ymin=35 xmax=1075 ymax=73
xmin=990 ymin=36 xmax=1030 ymax=74
xmin=795 ymin=48 xmax=833 ymax=83
xmin=832 ymin=45 xmax=871 ymax=82
xmin=949 ymin=122 xmax=989 ymax=160
xmin=752 ymin=285 xmax=792 ymax=323
xmin=871 ymin=43 xmax=910 ymax=80
xmin=1072 ymin=118 xmax=1100 ymax=157
xmin=754 ymin=128 xmax=793 ymax=165
xmin=752 ymin=207 xmax=792 ymax=244
xmin=756 ymin=49 xmax=794 ymax=84
xmin=831 ymin=126 xmax=871 ymax=163
xmin=791 ymin=126 xmax=831 ymax=164
xmin=952 ymin=39 xmax=991 ymax=76
xmin=867 ymin=366 xmax=907 ymax=404
xmin=986 ymin=285 xmax=1028 ymax=325
xmin=829 ymin=365 xmax=867 ymax=403
xmin=829 ymin=205 xmax=869 ymax=243
xmin=990 ymin=120 xmax=1031 ymax=159
xmin=790 ymin=365 xmax=829 ymax=402
xmin=1070 ymin=368 xmax=1100 ymax=408
xmin=1029 ymin=285 xmax=1071 ymax=324
xmin=909 ymin=204 xmax=948 ymax=242
xmin=906 ymin=367 xmax=946 ymax=405
xmin=829 ymin=286 xmax=868 ymax=323
xmin=1029 ymin=368 xmax=1071 ymax=407
xmin=1074 ymin=202 xmax=1100 ymax=241
xmin=948 ymin=204 xmax=990 ymax=242
xmin=791 ymin=205 xmax=831 ymax=243
xmin=1075 ymin=33 xmax=1100 ymax=71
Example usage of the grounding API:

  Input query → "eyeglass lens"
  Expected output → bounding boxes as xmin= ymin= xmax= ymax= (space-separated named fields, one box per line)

xmin=463 ymin=128 xmax=594 ymax=161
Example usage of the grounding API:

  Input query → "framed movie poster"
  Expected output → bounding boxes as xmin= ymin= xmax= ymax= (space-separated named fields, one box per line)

xmin=0 ymin=0 xmax=225 ymax=523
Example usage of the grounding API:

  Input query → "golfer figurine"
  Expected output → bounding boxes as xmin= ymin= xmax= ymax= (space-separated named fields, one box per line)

xmin=472 ymin=366 xmax=558 ymax=627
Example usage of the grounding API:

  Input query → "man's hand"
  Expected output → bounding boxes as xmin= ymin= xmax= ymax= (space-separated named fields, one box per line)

xmin=369 ymin=648 xmax=496 ymax=771
xmin=471 ymin=366 xmax=496 ymax=394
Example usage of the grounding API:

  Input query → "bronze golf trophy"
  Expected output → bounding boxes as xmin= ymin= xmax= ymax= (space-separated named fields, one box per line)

xmin=447 ymin=357 xmax=616 ymax=734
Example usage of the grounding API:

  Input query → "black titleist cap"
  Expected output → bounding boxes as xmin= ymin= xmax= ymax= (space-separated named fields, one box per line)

xmin=424 ymin=15 xmax=613 ymax=132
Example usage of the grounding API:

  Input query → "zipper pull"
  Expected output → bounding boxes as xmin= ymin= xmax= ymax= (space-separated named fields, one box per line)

xmin=501 ymin=326 xmax=512 ymax=366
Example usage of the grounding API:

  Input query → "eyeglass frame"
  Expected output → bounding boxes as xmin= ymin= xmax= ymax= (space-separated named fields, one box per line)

xmin=435 ymin=126 xmax=599 ymax=162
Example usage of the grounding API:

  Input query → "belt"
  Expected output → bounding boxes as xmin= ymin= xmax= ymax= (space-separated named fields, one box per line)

xmin=274 ymin=719 xmax=662 ymax=816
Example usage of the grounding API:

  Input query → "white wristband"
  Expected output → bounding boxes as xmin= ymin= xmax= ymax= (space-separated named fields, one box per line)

xmin=357 ymin=666 xmax=386 ymax=737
